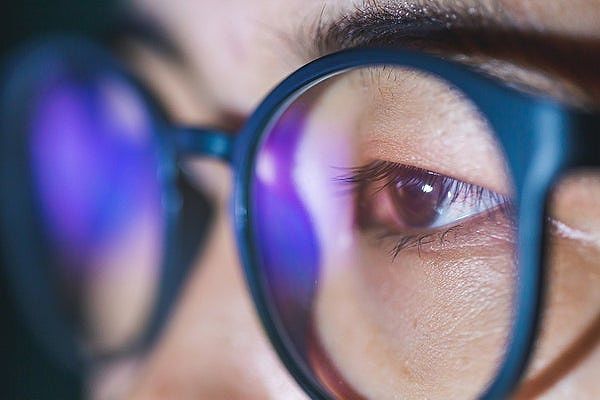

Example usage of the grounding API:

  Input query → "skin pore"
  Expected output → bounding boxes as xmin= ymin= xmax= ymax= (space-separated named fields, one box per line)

xmin=88 ymin=0 xmax=600 ymax=399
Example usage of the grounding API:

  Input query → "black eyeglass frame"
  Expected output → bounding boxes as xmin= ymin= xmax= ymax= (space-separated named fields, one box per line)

xmin=0 ymin=36 xmax=598 ymax=400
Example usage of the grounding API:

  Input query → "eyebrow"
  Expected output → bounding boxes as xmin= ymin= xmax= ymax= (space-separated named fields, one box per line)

xmin=301 ymin=0 xmax=600 ymax=107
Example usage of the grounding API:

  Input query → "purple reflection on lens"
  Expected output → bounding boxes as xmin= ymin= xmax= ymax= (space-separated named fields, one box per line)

xmin=29 ymin=72 xmax=164 ymax=273
xmin=253 ymin=100 xmax=320 ymax=349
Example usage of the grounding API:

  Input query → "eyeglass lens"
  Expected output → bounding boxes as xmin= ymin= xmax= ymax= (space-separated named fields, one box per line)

xmin=251 ymin=66 xmax=519 ymax=399
xmin=27 ymin=61 xmax=166 ymax=354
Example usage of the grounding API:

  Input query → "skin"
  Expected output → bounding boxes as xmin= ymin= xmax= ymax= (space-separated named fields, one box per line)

xmin=88 ymin=0 xmax=599 ymax=399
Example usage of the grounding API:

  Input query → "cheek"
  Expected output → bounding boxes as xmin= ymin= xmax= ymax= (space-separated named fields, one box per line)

xmin=311 ymin=216 xmax=517 ymax=399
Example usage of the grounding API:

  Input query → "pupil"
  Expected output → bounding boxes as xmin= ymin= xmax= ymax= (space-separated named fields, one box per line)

xmin=389 ymin=178 xmax=446 ymax=228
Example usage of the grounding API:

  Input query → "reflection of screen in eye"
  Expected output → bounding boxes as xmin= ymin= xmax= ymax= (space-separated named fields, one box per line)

xmin=252 ymin=66 xmax=518 ymax=399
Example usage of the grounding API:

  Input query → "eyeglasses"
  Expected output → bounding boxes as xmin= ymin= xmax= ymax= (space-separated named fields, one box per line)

xmin=1 ymin=36 xmax=598 ymax=399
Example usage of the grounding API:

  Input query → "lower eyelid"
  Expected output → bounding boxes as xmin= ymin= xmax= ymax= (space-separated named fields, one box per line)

xmin=378 ymin=206 xmax=516 ymax=260
xmin=388 ymin=225 xmax=466 ymax=260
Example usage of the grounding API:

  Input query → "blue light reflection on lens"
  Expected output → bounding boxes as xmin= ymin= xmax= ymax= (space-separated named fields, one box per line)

xmin=28 ymin=70 xmax=164 ymax=276
xmin=253 ymin=99 xmax=320 ymax=352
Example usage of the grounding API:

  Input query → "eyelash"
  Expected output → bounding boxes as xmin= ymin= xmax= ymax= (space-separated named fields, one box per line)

xmin=385 ymin=225 xmax=465 ymax=260
xmin=336 ymin=160 xmax=515 ymax=259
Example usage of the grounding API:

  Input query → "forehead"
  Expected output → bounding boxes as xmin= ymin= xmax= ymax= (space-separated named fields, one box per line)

xmin=131 ymin=0 xmax=600 ymax=115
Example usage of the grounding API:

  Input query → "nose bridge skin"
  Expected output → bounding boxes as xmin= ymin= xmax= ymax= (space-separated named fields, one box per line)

xmin=172 ymin=126 xmax=236 ymax=163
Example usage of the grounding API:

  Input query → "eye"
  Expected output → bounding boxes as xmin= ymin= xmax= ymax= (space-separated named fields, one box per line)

xmin=380 ymin=169 xmax=449 ymax=228
xmin=340 ymin=160 xmax=512 ymax=236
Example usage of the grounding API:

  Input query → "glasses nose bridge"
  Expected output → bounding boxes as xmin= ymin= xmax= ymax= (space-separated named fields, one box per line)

xmin=172 ymin=126 xmax=235 ymax=164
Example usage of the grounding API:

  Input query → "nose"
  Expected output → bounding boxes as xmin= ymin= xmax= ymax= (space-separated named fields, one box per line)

xmin=127 ymin=162 xmax=308 ymax=399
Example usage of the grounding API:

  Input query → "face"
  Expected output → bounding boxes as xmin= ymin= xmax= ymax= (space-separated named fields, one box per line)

xmin=89 ymin=0 xmax=600 ymax=398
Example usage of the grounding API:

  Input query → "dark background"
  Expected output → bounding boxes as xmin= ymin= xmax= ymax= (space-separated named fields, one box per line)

xmin=1 ymin=2 xmax=117 ymax=398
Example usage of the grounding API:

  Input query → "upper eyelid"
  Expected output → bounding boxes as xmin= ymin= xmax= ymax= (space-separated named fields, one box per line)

xmin=338 ymin=160 xmax=504 ymax=196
